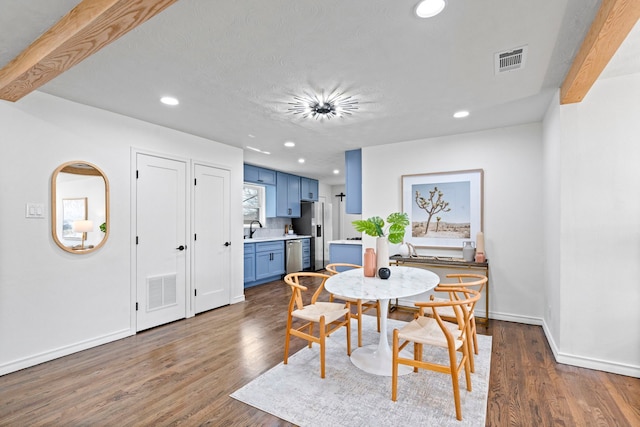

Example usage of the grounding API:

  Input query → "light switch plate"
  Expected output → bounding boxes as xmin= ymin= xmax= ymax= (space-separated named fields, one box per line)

xmin=26 ymin=203 xmax=45 ymax=219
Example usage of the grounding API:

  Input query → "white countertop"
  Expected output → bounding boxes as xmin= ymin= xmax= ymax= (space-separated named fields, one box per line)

xmin=327 ymin=239 xmax=363 ymax=245
xmin=244 ymin=235 xmax=311 ymax=243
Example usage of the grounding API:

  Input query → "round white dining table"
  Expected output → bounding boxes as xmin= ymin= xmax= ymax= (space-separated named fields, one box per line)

xmin=325 ymin=265 xmax=439 ymax=376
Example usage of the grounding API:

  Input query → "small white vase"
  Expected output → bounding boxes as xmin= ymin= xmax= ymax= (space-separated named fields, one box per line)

xmin=376 ymin=237 xmax=389 ymax=271
xmin=398 ymin=243 xmax=410 ymax=257
xmin=462 ymin=241 xmax=476 ymax=262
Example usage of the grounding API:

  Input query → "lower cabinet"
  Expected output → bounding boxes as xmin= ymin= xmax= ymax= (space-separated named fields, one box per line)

xmin=245 ymin=240 xmax=285 ymax=288
xmin=329 ymin=243 xmax=363 ymax=266
xmin=256 ymin=241 xmax=285 ymax=280
xmin=244 ymin=243 xmax=256 ymax=283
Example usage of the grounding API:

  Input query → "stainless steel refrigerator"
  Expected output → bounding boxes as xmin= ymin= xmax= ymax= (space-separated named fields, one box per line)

xmin=292 ymin=200 xmax=329 ymax=271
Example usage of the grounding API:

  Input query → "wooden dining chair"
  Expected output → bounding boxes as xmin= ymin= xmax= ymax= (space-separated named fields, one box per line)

xmin=391 ymin=287 xmax=481 ymax=421
xmin=283 ymin=272 xmax=351 ymax=379
xmin=325 ymin=263 xmax=381 ymax=347
xmin=432 ymin=274 xmax=487 ymax=372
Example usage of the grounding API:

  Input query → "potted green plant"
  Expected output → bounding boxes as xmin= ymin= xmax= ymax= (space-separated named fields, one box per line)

xmin=352 ymin=212 xmax=409 ymax=244
xmin=353 ymin=212 xmax=409 ymax=270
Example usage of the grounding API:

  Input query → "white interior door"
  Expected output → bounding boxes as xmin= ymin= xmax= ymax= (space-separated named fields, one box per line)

xmin=136 ymin=153 xmax=187 ymax=331
xmin=193 ymin=164 xmax=231 ymax=313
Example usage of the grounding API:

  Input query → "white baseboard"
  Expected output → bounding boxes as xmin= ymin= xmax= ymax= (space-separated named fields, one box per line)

xmin=0 ymin=328 xmax=134 ymax=376
xmin=231 ymin=295 xmax=246 ymax=304
xmin=542 ymin=320 xmax=640 ymax=378
xmin=394 ymin=301 xmax=639 ymax=377
xmin=1 ymin=297 xmax=245 ymax=377
xmin=393 ymin=299 xmax=544 ymax=326
xmin=486 ymin=310 xmax=543 ymax=325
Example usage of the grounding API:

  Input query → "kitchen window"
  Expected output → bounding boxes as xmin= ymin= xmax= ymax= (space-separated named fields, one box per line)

xmin=243 ymin=184 xmax=266 ymax=225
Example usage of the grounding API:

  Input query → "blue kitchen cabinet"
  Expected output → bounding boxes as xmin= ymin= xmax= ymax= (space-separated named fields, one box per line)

xmin=276 ymin=172 xmax=301 ymax=217
xmin=345 ymin=149 xmax=362 ymax=214
xmin=244 ymin=164 xmax=277 ymax=185
xmin=265 ymin=184 xmax=277 ymax=218
xmin=300 ymin=177 xmax=319 ymax=202
xmin=329 ymin=242 xmax=363 ymax=266
xmin=244 ymin=243 xmax=255 ymax=284
xmin=254 ymin=241 xmax=285 ymax=282
xmin=245 ymin=240 xmax=285 ymax=288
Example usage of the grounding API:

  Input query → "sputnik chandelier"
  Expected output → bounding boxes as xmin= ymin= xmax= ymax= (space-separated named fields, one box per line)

xmin=288 ymin=89 xmax=359 ymax=120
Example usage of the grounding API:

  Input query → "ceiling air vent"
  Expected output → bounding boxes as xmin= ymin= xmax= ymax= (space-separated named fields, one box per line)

xmin=495 ymin=45 xmax=528 ymax=74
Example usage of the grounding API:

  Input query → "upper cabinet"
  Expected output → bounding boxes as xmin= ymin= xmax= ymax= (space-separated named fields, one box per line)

xmin=300 ymin=177 xmax=319 ymax=202
xmin=244 ymin=164 xmax=315 ymax=218
xmin=276 ymin=172 xmax=301 ymax=217
xmin=244 ymin=164 xmax=276 ymax=185
xmin=345 ymin=149 xmax=362 ymax=214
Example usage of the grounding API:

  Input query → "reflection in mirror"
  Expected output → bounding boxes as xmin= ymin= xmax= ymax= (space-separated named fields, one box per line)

xmin=51 ymin=161 xmax=109 ymax=254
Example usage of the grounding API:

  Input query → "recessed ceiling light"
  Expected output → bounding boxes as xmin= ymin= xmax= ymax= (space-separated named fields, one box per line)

xmin=246 ymin=146 xmax=271 ymax=155
xmin=248 ymin=134 xmax=255 ymax=138
xmin=453 ymin=110 xmax=470 ymax=118
xmin=333 ymin=169 xmax=340 ymax=174
xmin=415 ymin=0 xmax=446 ymax=18
xmin=284 ymin=141 xmax=296 ymax=147
xmin=298 ymin=158 xmax=305 ymax=163
xmin=160 ymin=96 xmax=179 ymax=106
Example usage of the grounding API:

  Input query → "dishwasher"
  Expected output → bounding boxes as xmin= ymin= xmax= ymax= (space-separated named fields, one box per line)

xmin=286 ymin=240 xmax=303 ymax=273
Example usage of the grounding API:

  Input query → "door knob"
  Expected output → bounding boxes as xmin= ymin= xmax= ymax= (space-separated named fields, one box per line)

xmin=224 ymin=241 xmax=231 ymax=246
xmin=176 ymin=245 xmax=186 ymax=251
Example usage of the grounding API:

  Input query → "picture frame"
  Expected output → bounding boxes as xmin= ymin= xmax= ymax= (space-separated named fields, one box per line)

xmin=62 ymin=197 xmax=88 ymax=240
xmin=402 ymin=169 xmax=483 ymax=248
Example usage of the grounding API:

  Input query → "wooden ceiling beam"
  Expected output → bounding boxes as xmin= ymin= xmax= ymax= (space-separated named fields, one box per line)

xmin=560 ymin=0 xmax=640 ymax=104
xmin=0 ymin=0 xmax=178 ymax=102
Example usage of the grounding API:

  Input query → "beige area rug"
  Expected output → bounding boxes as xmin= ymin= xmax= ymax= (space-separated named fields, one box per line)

xmin=231 ymin=316 xmax=492 ymax=426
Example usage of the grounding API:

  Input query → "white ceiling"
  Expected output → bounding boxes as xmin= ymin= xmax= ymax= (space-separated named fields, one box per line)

xmin=2 ymin=1 xmax=638 ymax=185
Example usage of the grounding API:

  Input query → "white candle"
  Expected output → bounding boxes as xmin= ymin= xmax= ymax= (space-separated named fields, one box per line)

xmin=476 ymin=231 xmax=485 ymax=253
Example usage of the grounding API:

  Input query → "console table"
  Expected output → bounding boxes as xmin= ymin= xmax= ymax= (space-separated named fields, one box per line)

xmin=389 ymin=255 xmax=490 ymax=324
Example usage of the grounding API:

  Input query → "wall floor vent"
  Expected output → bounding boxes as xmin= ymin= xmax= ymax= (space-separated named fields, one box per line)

xmin=495 ymin=45 xmax=528 ymax=74
xmin=147 ymin=273 xmax=177 ymax=311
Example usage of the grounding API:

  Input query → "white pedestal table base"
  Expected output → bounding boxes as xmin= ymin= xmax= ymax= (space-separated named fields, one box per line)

xmin=349 ymin=298 xmax=413 ymax=376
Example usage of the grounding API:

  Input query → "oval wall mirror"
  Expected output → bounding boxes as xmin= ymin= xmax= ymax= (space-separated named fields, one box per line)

xmin=51 ymin=161 xmax=110 ymax=254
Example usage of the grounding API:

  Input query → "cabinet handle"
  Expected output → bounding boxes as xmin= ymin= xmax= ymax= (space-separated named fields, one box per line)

xmin=224 ymin=241 xmax=231 ymax=247
xmin=288 ymin=208 xmax=292 ymax=215
xmin=176 ymin=245 xmax=186 ymax=251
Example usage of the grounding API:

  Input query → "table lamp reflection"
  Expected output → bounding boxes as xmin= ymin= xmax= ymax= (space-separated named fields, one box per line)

xmin=72 ymin=220 xmax=94 ymax=250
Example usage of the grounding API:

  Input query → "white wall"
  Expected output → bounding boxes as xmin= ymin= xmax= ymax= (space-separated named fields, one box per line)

xmin=329 ymin=184 xmax=361 ymax=240
xmin=542 ymin=72 xmax=640 ymax=377
xmin=542 ymin=94 xmax=562 ymax=341
xmin=362 ymin=123 xmax=544 ymax=323
xmin=0 ymin=92 xmax=244 ymax=375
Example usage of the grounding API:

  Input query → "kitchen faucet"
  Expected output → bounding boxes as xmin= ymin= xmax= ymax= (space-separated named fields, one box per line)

xmin=249 ymin=220 xmax=263 ymax=239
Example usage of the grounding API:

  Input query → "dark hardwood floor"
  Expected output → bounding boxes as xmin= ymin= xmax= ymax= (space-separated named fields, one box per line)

xmin=1 ymin=276 xmax=638 ymax=426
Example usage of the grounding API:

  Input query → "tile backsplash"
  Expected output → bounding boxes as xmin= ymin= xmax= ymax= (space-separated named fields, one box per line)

xmin=245 ymin=217 xmax=293 ymax=239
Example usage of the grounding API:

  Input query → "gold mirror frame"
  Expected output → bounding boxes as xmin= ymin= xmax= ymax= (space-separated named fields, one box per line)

xmin=51 ymin=161 xmax=110 ymax=254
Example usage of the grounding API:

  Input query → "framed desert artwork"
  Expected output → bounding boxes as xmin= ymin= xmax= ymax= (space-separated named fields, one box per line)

xmin=402 ymin=169 xmax=483 ymax=248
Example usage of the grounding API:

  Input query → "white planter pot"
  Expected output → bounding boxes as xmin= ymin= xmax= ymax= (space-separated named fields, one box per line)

xmin=376 ymin=237 xmax=389 ymax=272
